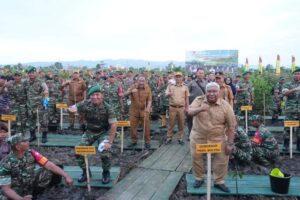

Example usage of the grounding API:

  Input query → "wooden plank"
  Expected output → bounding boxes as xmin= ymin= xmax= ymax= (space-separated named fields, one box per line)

xmin=176 ymin=150 xmax=192 ymax=172
xmin=160 ymin=143 xmax=190 ymax=171
xmin=139 ymin=144 xmax=172 ymax=168
xmin=117 ymin=169 xmax=158 ymax=200
xmin=62 ymin=166 xmax=120 ymax=188
xmin=151 ymin=171 xmax=184 ymax=200
xmin=150 ymin=143 xmax=182 ymax=170
xmin=117 ymin=139 xmax=160 ymax=150
xmin=102 ymin=168 xmax=146 ymax=199
xmin=279 ymin=144 xmax=300 ymax=154
xmin=186 ymin=174 xmax=300 ymax=196
xmin=133 ymin=170 xmax=170 ymax=200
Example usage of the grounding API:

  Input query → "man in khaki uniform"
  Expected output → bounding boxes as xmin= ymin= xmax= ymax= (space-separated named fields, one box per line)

xmin=62 ymin=70 xmax=86 ymax=129
xmin=123 ymin=76 xmax=152 ymax=149
xmin=188 ymin=82 xmax=235 ymax=193
xmin=165 ymin=72 xmax=189 ymax=144
xmin=215 ymin=71 xmax=234 ymax=107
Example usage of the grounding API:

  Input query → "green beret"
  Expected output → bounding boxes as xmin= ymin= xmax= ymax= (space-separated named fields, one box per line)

xmin=27 ymin=66 xmax=36 ymax=73
xmin=249 ymin=115 xmax=263 ymax=121
xmin=88 ymin=84 xmax=103 ymax=96
xmin=293 ymin=67 xmax=300 ymax=74
xmin=8 ymin=133 xmax=30 ymax=145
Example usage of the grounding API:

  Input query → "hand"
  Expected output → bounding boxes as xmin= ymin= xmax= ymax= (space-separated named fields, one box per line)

xmin=294 ymin=86 xmax=300 ymax=91
xmin=131 ymin=88 xmax=138 ymax=93
xmin=184 ymin=107 xmax=189 ymax=113
xmin=104 ymin=142 xmax=112 ymax=150
xmin=225 ymin=144 xmax=233 ymax=155
xmin=64 ymin=175 xmax=73 ymax=186
xmin=23 ymin=195 xmax=33 ymax=200
xmin=199 ymin=104 xmax=209 ymax=112
xmin=145 ymin=107 xmax=151 ymax=113
xmin=121 ymin=107 xmax=125 ymax=113
xmin=68 ymin=105 xmax=77 ymax=113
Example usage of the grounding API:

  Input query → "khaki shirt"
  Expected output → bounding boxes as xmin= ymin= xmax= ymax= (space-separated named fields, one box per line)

xmin=219 ymin=84 xmax=234 ymax=107
xmin=166 ymin=83 xmax=190 ymax=107
xmin=129 ymin=84 xmax=152 ymax=110
xmin=69 ymin=78 xmax=86 ymax=102
xmin=190 ymin=96 xmax=235 ymax=140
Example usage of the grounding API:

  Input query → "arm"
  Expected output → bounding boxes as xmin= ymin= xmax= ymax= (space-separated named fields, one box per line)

xmin=146 ymin=86 xmax=152 ymax=112
xmin=41 ymin=82 xmax=49 ymax=97
xmin=104 ymin=122 xmax=117 ymax=150
xmin=44 ymin=161 xmax=73 ymax=186
xmin=2 ymin=185 xmax=32 ymax=200
xmin=185 ymin=88 xmax=190 ymax=112
xmin=283 ymin=86 xmax=300 ymax=96
xmin=188 ymin=103 xmax=209 ymax=116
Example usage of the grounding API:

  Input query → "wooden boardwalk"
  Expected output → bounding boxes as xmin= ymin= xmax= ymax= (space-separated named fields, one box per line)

xmin=103 ymin=141 xmax=192 ymax=200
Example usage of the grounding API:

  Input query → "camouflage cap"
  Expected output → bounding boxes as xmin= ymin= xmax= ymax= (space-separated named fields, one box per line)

xmin=249 ymin=114 xmax=263 ymax=121
xmin=279 ymin=76 xmax=285 ymax=80
xmin=7 ymin=133 xmax=30 ymax=145
xmin=27 ymin=66 xmax=36 ymax=73
xmin=14 ymin=71 xmax=21 ymax=76
xmin=87 ymin=84 xmax=104 ymax=96
xmin=242 ymin=71 xmax=251 ymax=76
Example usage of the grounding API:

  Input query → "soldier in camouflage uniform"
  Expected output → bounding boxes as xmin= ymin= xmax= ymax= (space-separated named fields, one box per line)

xmin=282 ymin=68 xmax=300 ymax=151
xmin=0 ymin=74 xmax=10 ymax=116
xmin=23 ymin=67 xmax=49 ymax=143
xmin=269 ymin=89 xmax=282 ymax=123
xmin=0 ymin=133 xmax=73 ymax=200
xmin=232 ymin=126 xmax=252 ymax=164
xmin=6 ymin=72 xmax=28 ymax=134
xmin=46 ymin=74 xmax=64 ymax=132
xmin=88 ymin=70 xmax=104 ymax=89
xmin=103 ymin=74 xmax=123 ymax=120
xmin=69 ymin=85 xmax=117 ymax=184
xmin=249 ymin=115 xmax=279 ymax=166
xmin=148 ymin=72 xmax=159 ymax=117
xmin=235 ymin=71 xmax=254 ymax=115
xmin=157 ymin=74 xmax=169 ymax=128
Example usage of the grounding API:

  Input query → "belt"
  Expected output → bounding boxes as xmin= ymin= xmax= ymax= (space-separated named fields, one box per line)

xmin=170 ymin=105 xmax=184 ymax=108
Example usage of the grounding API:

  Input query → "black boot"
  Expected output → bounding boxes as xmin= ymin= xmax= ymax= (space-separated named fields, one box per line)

xmin=78 ymin=168 xmax=92 ymax=183
xmin=29 ymin=130 xmax=37 ymax=142
xmin=296 ymin=138 xmax=300 ymax=151
xmin=283 ymin=138 xmax=289 ymax=152
xmin=42 ymin=132 xmax=48 ymax=143
xmin=102 ymin=170 xmax=111 ymax=184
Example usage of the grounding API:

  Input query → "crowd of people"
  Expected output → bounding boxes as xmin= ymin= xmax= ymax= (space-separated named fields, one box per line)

xmin=0 ymin=65 xmax=299 ymax=197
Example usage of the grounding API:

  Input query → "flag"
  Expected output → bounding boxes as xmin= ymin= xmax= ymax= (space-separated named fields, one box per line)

xmin=258 ymin=56 xmax=263 ymax=74
xmin=245 ymin=58 xmax=249 ymax=71
xmin=276 ymin=54 xmax=280 ymax=75
xmin=291 ymin=56 xmax=296 ymax=72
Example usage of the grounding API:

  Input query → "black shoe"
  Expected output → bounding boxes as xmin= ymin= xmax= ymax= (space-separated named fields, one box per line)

xmin=29 ymin=130 xmax=37 ymax=142
xmin=78 ymin=168 xmax=92 ymax=183
xmin=214 ymin=184 xmax=230 ymax=193
xmin=42 ymin=132 xmax=48 ymax=143
xmin=283 ymin=138 xmax=289 ymax=152
xmin=102 ymin=170 xmax=111 ymax=184
xmin=165 ymin=139 xmax=172 ymax=145
xmin=145 ymin=143 xmax=151 ymax=149
xmin=127 ymin=143 xmax=137 ymax=148
xmin=193 ymin=180 xmax=204 ymax=188
xmin=178 ymin=140 xmax=184 ymax=145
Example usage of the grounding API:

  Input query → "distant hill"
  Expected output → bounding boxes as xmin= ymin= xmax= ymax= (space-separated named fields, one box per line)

xmin=4 ymin=59 xmax=185 ymax=69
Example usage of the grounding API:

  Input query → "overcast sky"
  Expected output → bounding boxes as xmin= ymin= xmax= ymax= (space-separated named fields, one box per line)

xmin=0 ymin=0 xmax=299 ymax=66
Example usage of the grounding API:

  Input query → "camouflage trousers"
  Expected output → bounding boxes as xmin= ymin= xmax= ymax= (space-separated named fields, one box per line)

xmin=75 ymin=130 xmax=111 ymax=171
xmin=10 ymin=104 xmax=29 ymax=134
xmin=27 ymin=106 xmax=49 ymax=132
xmin=232 ymin=147 xmax=252 ymax=163
xmin=284 ymin=113 xmax=300 ymax=139
xmin=0 ymin=165 xmax=61 ymax=199
xmin=48 ymin=101 xmax=60 ymax=126
xmin=252 ymin=146 xmax=279 ymax=164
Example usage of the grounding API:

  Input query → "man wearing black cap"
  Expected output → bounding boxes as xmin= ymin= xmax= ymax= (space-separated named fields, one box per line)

xmin=6 ymin=72 xmax=28 ymax=134
xmin=282 ymin=67 xmax=300 ymax=151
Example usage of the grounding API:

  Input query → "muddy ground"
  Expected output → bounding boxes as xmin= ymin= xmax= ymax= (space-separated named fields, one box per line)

xmin=34 ymin=123 xmax=300 ymax=200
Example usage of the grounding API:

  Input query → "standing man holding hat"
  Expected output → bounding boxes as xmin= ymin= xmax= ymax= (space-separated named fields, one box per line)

xmin=165 ymin=71 xmax=189 ymax=145
xmin=0 ymin=133 xmax=73 ymax=200
xmin=68 ymin=84 xmax=117 ymax=184
xmin=282 ymin=67 xmax=300 ymax=151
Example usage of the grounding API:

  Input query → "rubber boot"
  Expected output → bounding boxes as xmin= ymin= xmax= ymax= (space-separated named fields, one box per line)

xmin=283 ymin=138 xmax=289 ymax=152
xmin=42 ymin=132 xmax=48 ymax=143
xmin=102 ymin=170 xmax=111 ymax=184
xmin=160 ymin=115 xmax=167 ymax=128
xmin=29 ymin=129 xmax=37 ymax=142
xmin=78 ymin=168 xmax=92 ymax=183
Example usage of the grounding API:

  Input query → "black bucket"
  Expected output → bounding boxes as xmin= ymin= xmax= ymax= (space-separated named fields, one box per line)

xmin=269 ymin=173 xmax=291 ymax=194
